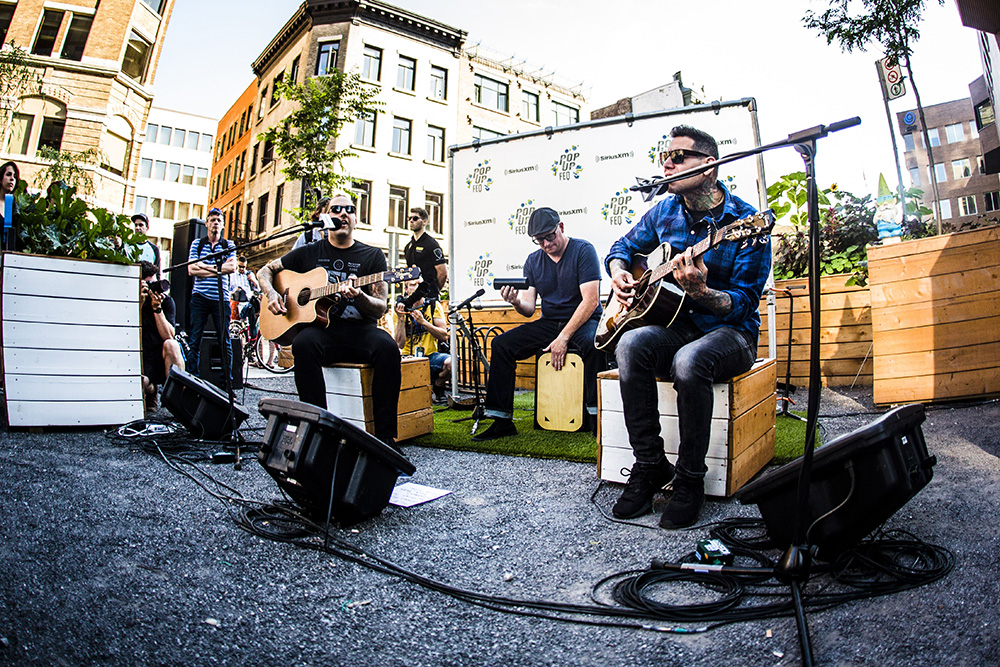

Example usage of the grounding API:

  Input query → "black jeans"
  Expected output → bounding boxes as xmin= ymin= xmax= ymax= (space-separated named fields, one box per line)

xmin=483 ymin=317 xmax=602 ymax=420
xmin=615 ymin=321 xmax=756 ymax=480
xmin=187 ymin=293 xmax=231 ymax=378
xmin=292 ymin=322 xmax=401 ymax=445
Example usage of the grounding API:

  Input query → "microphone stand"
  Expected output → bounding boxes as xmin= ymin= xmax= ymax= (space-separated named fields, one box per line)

xmin=165 ymin=220 xmax=325 ymax=468
xmin=632 ymin=118 xmax=861 ymax=667
xmin=449 ymin=300 xmax=488 ymax=432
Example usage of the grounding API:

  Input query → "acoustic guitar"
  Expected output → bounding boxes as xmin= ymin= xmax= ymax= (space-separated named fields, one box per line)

xmin=594 ymin=211 xmax=774 ymax=353
xmin=259 ymin=266 xmax=419 ymax=345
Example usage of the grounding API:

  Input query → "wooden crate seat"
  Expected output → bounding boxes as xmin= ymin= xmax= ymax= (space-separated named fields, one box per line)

xmin=322 ymin=356 xmax=433 ymax=441
xmin=597 ymin=358 xmax=776 ymax=497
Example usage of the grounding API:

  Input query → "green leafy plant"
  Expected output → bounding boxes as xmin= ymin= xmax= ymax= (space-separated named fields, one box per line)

xmin=258 ymin=70 xmax=381 ymax=222
xmin=15 ymin=181 xmax=141 ymax=264
xmin=34 ymin=146 xmax=102 ymax=195
xmin=766 ymin=171 xmax=832 ymax=228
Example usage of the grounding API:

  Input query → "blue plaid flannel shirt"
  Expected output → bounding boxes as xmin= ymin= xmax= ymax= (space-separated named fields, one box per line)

xmin=604 ymin=183 xmax=771 ymax=339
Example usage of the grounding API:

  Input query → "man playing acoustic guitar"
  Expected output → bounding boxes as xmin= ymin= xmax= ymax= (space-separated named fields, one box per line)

xmin=257 ymin=192 xmax=401 ymax=447
xmin=605 ymin=125 xmax=771 ymax=529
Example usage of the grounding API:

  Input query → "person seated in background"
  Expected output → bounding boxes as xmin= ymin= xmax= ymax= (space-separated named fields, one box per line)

xmin=394 ymin=277 xmax=451 ymax=404
xmin=139 ymin=261 xmax=185 ymax=413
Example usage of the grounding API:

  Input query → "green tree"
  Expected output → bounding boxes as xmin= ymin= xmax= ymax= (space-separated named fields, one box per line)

xmin=258 ymin=70 xmax=381 ymax=222
xmin=803 ymin=0 xmax=945 ymax=233
xmin=0 ymin=43 xmax=42 ymax=150
xmin=34 ymin=146 xmax=103 ymax=195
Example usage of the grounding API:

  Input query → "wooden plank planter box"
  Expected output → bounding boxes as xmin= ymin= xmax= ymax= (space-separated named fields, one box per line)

xmin=322 ymin=356 xmax=433 ymax=441
xmin=868 ymin=224 xmax=1000 ymax=405
xmin=597 ymin=358 xmax=776 ymax=497
xmin=1 ymin=253 xmax=143 ymax=427
xmin=759 ymin=275 xmax=873 ymax=387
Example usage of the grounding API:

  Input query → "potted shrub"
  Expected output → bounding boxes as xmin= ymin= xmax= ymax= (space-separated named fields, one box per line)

xmin=1 ymin=181 xmax=145 ymax=427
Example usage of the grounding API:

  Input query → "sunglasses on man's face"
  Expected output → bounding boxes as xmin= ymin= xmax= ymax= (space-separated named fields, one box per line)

xmin=330 ymin=205 xmax=356 ymax=214
xmin=409 ymin=216 xmax=422 ymax=221
xmin=532 ymin=230 xmax=558 ymax=245
xmin=658 ymin=149 xmax=711 ymax=166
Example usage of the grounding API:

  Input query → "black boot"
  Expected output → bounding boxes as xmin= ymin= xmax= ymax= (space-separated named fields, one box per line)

xmin=612 ymin=459 xmax=675 ymax=519
xmin=659 ymin=476 xmax=705 ymax=529
xmin=471 ymin=418 xmax=517 ymax=441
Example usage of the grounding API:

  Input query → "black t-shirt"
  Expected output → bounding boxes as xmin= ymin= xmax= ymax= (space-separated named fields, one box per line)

xmin=403 ymin=233 xmax=446 ymax=297
xmin=281 ymin=240 xmax=387 ymax=323
xmin=141 ymin=293 xmax=177 ymax=350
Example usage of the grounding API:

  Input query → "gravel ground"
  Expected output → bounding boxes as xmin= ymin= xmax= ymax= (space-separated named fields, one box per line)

xmin=1 ymin=374 xmax=998 ymax=666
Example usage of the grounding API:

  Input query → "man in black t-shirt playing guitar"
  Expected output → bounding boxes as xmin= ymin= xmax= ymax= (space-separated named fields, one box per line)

xmin=257 ymin=192 xmax=401 ymax=446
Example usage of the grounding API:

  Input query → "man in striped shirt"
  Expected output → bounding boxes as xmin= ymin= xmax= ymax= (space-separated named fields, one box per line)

xmin=186 ymin=208 xmax=237 ymax=378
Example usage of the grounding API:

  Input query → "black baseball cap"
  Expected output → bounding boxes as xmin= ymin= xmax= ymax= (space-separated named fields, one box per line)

xmin=131 ymin=212 xmax=149 ymax=224
xmin=527 ymin=207 xmax=560 ymax=237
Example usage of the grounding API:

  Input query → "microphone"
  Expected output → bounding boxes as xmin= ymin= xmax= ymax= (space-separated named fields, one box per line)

xmin=301 ymin=219 xmax=325 ymax=230
xmin=449 ymin=288 xmax=485 ymax=313
xmin=319 ymin=213 xmax=343 ymax=231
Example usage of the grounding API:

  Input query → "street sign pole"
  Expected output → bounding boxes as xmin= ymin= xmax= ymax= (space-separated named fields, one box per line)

xmin=877 ymin=59 xmax=909 ymax=220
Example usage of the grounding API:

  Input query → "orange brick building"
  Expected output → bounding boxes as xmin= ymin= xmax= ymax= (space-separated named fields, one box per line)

xmin=208 ymin=79 xmax=257 ymax=243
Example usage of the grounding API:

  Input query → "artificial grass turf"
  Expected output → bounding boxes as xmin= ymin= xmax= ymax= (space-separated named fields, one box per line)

xmin=405 ymin=392 xmax=819 ymax=466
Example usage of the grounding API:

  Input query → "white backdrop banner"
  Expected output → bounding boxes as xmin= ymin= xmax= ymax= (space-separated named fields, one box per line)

xmin=448 ymin=101 xmax=766 ymax=306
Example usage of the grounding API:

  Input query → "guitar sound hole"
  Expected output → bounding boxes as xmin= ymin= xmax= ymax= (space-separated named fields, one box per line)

xmin=297 ymin=288 xmax=311 ymax=306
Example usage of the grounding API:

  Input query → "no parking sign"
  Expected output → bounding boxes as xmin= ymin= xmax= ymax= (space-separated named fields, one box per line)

xmin=878 ymin=57 xmax=907 ymax=100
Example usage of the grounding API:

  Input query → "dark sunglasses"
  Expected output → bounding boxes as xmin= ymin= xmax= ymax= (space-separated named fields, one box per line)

xmin=330 ymin=204 xmax=356 ymax=214
xmin=531 ymin=230 xmax=558 ymax=245
xmin=658 ymin=149 xmax=711 ymax=166
xmin=409 ymin=215 xmax=423 ymax=221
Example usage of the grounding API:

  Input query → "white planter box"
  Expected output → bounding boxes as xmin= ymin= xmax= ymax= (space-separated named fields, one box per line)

xmin=1 ymin=253 xmax=143 ymax=427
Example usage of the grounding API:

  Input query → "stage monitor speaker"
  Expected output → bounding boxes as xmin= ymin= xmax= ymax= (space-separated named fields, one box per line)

xmin=736 ymin=403 xmax=936 ymax=559
xmin=161 ymin=366 xmax=249 ymax=440
xmin=199 ymin=334 xmax=243 ymax=390
xmin=258 ymin=398 xmax=416 ymax=527
xmin=169 ymin=217 xmax=207 ymax=332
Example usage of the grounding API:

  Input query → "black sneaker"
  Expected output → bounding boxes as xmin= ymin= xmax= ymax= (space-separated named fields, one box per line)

xmin=471 ymin=418 xmax=517 ymax=441
xmin=659 ymin=477 xmax=706 ymax=529
xmin=612 ymin=459 xmax=675 ymax=519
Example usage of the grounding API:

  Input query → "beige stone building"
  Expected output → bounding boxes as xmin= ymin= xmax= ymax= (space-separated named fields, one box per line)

xmin=0 ymin=0 xmax=173 ymax=212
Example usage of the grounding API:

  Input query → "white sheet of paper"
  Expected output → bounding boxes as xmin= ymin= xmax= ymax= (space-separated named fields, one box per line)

xmin=389 ymin=482 xmax=452 ymax=507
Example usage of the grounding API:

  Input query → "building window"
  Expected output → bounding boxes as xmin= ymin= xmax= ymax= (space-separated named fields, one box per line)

xmin=195 ymin=167 xmax=208 ymax=187
xmin=251 ymin=143 xmax=259 ymax=176
xmin=153 ymin=160 xmax=166 ymax=180
xmin=316 ymin=42 xmax=339 ymax=76
xmin=101 ymin=124 xmax=132 ymax=176
xmin=397 ymin=55 xmax=416 ymax=91
xmin=958 ymin=195 xmax=977 ymax=216
xmin=31 ymin=10 xmax=64 ymax=57
xmin=245 ymin=203 xmax=252 ymax=236
xmin=262 ymin=139 xmax=274 ymax=167
xmin=522 ymin=91 xmax=539 ymax=123
xmin=184 ymin=131 xmax=198 ymax=150
xmin=426 ymin=125 xmax=445 ymax=163
xmin=473 ymin=126 xmax=504 ymax=140
xmin=256 ymin=193 xmax=268 ymax=233
xmin=931 ymin=163 xmax=946 ymax=183
xmin=969 ymin=121 xmax=979 ymax=140
xmin=939 ymin=199 xmax=952 ymax=218
xmin=159 ymin=126 xmax=171 ymax=146
xmin=5 ymin=113 xmax=31 ymax=154
xmin=290 ymin=55 xmax=301 ymax=83
xmin=258 ymin=88 xmax=267 ymax=119
xmin=944 ymin=123 xmax=965 ymax=143
xmin=149 ymin=198 xmax=161 ymax=218
xmin=172 ymin=129 xmax=186 ymax=148
xmin=553 ymin=101 xmax=580 ymax=126
xmin=951 ymin=158 xmax=971 ymax=179
xmin=429 ymin=66 xmax=447 ymax=100
xmin=978 ymin=156 xmax=986 ymax=175
xmin=902 ymin=133 xmax=914 ymax=152
xmin=192 ymin=204 xmax=203 ymax=219
xmin=908 ymin=166 xmax=920 ymax=187
xmin=121 ymin=31 xmax=152 ymax=83
xmin=146 ymin=124 xmax=158 ymax=142
xmin=474 ymin=74 xmax=508 ymax=112
xmin=238 ymin=149 xmax=246 ymax=180
xmin=388 ymin=186 xmax=408 ymax=228
xmin=352 ymin=180 xmax=371 ymax=226
xmin=177 ymin=202 xmax=190 ymax=220
xmin=0 ymin=4 xmax=16 ymax=46
xmin=362 ymin=46 xmax=382 ymax=82
xmin=271 ymin=71 xmax=283 ymax=106
xmin=168 ymin=162 xmax=181 ymax=183
xmin=354 ymin=111 xmax=376 ymax=147
xmin=392 ymin=117 xmax=411 ymax=155
xmin=141 ymin=0 xmax=166 ymax=14
xmin=274 ymin=184 xmax=284 ymax=227
xmin=140 ymin=158 xmax=152 ymax=179
xmin=37 ymin=118 xmax=65 ymax=151
xmin=200 ymin=133 xmax=213 ymax=152
xmin=426 ymin=192 xmax=443 ymax=235
xmin=985 ymin=191 xmax=999 ymax=212
xmin=181 ymin=165 xmax=194 ymax=185
xmin=135 ymin=196 xmax=147 ymax=214
xmin=927 ymin=128 xmax=940 ymax=148
xmin=163 ymin=200 xmax=175 ymax=220
xmin=60 ymin=14 xmax=93 ymax=61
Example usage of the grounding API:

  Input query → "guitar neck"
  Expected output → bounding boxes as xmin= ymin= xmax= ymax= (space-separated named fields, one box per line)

xmin=648 ymin=224 xmax=730 ymax=283
xmin=311 ymin=272 xmax=384 ymax=300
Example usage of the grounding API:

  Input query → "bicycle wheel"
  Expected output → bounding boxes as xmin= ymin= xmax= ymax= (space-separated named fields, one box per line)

xmin=256 ymin=335 xmax=294 ymax=374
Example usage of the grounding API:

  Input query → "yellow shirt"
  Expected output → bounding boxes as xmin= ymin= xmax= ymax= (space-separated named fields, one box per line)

xmin=401 ymin=300 xmax=446 ymax=356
